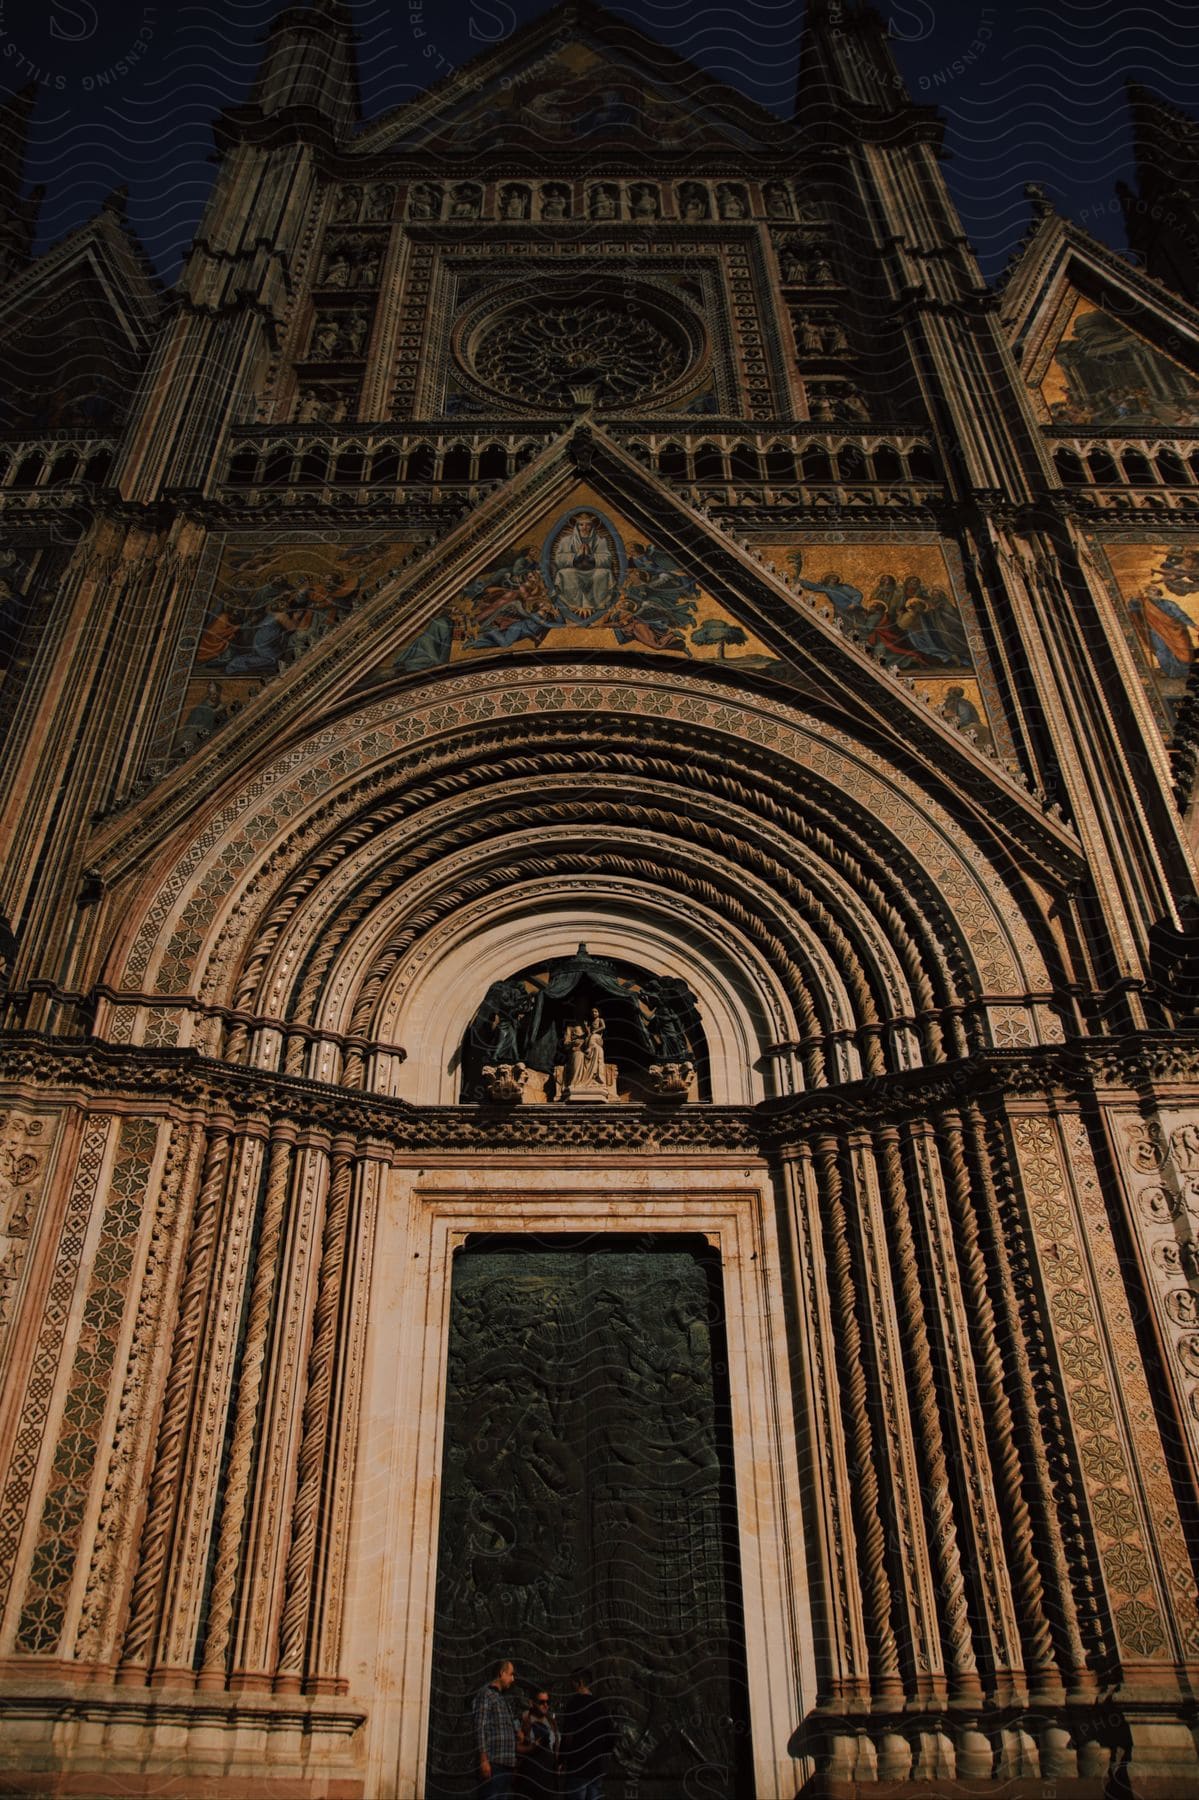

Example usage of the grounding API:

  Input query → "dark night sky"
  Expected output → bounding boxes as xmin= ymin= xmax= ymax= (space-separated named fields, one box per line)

xmin=3 ymin=0 xmax=1199 ymax=286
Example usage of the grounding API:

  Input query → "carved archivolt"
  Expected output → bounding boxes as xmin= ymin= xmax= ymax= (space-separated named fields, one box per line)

xmin=99 ymin=670 xmax=1059 ymax=1088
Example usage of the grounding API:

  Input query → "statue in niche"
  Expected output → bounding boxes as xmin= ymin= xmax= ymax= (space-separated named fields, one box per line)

xmin=460 ymin=948 xmax=708 ymax=1103
xmin=642 ymin=976 xmax=699 ymax=1060
xmin=364 ymin=183 xmax=395 ymax=221
xmin=312 ymin=315 xmax=341 ymax=357
xmin=562 ymin=1007 xmax=609 ymax=1100
xmin=630 ymin=183 xmax=659 ymax=220
xmin=470 ymin=980 xmax=533 ymax=1066
xmin=779 ymin=239 xmax=806 ymax=283
xmin=319 ymin=242 xmax=353 ymax=288
xmin=716 ymin=183 xmax=746 ymax=220
xmin=764 ymin=181 xmax=792 ymax=219
xmin=407 ymin=182 xmax=440 ymax=220
xmin=500 ymin=184 xmax=531 ymax=221
xmin=449 ymin=182 xmax=481 ymax=220
xmin=590 ymin=184 xmax=619 ymax=220
xmin=679 ymin=182 xmax=709 ymax=222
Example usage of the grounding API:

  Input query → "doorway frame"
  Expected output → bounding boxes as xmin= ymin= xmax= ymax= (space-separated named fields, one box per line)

xmin=353 ymin=1162 xmax=814 ymax=1800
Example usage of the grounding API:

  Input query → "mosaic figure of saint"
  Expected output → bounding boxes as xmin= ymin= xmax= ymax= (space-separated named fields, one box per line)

xmin=548 ymin=510 xmax=618 ymax=622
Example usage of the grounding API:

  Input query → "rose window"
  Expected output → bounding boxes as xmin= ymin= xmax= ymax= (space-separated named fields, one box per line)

xmin=455 ymin=282 xmax=706 ymax=412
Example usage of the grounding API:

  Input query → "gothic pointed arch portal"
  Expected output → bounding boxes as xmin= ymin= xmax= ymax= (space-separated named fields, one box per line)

xmin=62 ymin=656 xmax=1084 ymax=1794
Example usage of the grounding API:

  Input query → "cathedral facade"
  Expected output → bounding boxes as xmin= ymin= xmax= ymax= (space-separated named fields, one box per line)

xmin=3 ymin=2 xmax=1199 ymax=1794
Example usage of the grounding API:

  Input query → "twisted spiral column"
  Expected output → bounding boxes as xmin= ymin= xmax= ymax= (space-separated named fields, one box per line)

xmin=116 ymin=1123 xmax=232 ymax=1681
xmin=939 ymin=1111 xmax=1057 ymax=1691
xmin=196 ymin=1126 xmax=296 ymax=1688
xmin=816 ymin=1135 xmax=902 ymax=1698
xmin=274 ymin=1145 xmax=355 ymax=1690
xmin=874 ymin=1124 xmax=980 ymax=1701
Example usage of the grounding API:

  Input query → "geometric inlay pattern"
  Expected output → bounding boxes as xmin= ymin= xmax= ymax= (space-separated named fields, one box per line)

xmin=15 ymin=1118 xmax=158 ymax=1653
xmin=0 ymin=1115 xmax=110 ymax=1627
xmin=1013 ymin=1114 xmax=1167 ymax=1660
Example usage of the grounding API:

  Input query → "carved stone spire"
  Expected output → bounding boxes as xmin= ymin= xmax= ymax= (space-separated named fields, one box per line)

xmin=248 ymin=0 xmax=360 ymax=135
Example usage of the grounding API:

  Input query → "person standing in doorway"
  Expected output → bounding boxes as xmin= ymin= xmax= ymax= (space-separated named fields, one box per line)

xmin=474 ymin=1658 xmax=520 ymax=1798
xmin=558 ymin=1668 xmax=616 ymax=1800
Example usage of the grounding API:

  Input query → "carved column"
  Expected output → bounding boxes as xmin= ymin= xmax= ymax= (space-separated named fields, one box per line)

xmin=306 ymin=1152 xmax=384 ymax=1692
xmin=75 ymin=1116 xmax=206 ymax=1669
xmin=871 ymin=1123 xmax=981 ymax=1706
xmin=936 ymin=1108 xmax=1060 ymax=1699
xmin=275 ymin=1140 xmax=357 ymax=1692
xmin=196 ymin=1123 xmax=297 ymax=1688
xmin=150 ymin=1125 xmax=266 ymax=1682
xmin=777 ymin=1143 xmax=872 ymax=1701
xmin=117 ymin=1119 xmax=235 ymax=1682
xmin=230 ymin=1136 xmax=331 ymax=1687
xmin=963 ymin=1102 xmax=1091 ymax=1692
xmin=812 ymin=1134 xmax=902 ymax=1701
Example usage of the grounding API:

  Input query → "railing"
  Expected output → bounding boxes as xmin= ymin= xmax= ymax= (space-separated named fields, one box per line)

xmin=0 ymin=435 xmax=117 ymax=493
xmin=216 ymin=422 xmax=945 ymax=505
xmin=1048 ymin=429 xmax=1199 ymax=506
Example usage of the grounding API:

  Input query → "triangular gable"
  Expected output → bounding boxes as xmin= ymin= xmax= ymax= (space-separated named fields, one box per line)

xmin=369 ymin=491 xmax=994 ymax=748
xmin=373 ymin=485 xmax=776 ymax=683
xmin=357 ymin=6 xmax=790 ymax=161
xmin=1041 ymin=295 xmax=1199 ymax=430
xmin=0 ymin=202 xmax=160 ymax=348
xmin=91 ymin=425 xmax=1080 ymax=889
xmin=999 ymin=207 xmax=1199 ymax=422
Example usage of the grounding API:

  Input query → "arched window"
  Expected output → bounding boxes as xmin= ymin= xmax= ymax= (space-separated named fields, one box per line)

xmin=729 ymin=442 xmax=760 ymax=481
xmin=405 ymin=443 xmax=436 ymax=483
xmin=871 ymin=443 xmax=902 ymax=482
xmin=369 ymin=446 xmax=400 ymax=486
xmin=801 ymin=443 xmax=832 ymax=481
xmin=1053 ymin=448 xmax=1086 ymax=486
xmin=46 ymin=453 xmax=80 ymax=487
xmin=836 ymin=443 xmax=866 ymax=481
xmin=478 ymin=443 xmax=508 ymax=480
xmin=333 ymin=447 xmax=364 ymax=485
xmin=694 ymin=442 xmax=726 ymax=482
xmin=13 ymin=453 xmax=44 ymax=487
xmin=298 ymin=447 xmax=329 ymax=486
xmin=1122 ymin=449 xmax=1153 ymax=486
xmin=228 ymin=447 xmax=259 ymax=487
xmin=262 ymin=447 xmax=294 ymax=487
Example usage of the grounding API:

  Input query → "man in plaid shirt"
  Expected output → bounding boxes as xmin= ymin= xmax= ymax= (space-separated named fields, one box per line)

xmin=472 ymin=1657 xmax=519 ymax=1797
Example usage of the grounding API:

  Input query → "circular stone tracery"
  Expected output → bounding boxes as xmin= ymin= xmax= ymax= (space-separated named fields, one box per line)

xmin=456 ymin=282 xmax=705 ymax=412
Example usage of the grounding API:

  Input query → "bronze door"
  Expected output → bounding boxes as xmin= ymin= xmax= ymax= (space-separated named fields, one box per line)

xmin=425 ymin=1236 xmax=751 ymax=1798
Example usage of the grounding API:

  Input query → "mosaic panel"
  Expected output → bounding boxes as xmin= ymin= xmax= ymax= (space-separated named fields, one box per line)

xmin=1042 ymin=297 xmax=1199 ymax=430
xmin=159 ymin=531 xmax=423 ymax=761
xmin=1097 ymin=539 xmax=1199 ymax=728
